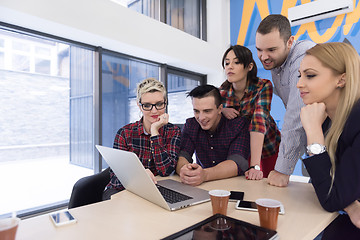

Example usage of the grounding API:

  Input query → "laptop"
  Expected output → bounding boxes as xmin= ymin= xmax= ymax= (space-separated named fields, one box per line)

xmin=95 ymin=145 xmax=210 ymax=211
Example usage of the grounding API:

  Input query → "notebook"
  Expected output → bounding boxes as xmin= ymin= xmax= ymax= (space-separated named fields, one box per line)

xmin=95 ymin=145 xmax=210 ymax=211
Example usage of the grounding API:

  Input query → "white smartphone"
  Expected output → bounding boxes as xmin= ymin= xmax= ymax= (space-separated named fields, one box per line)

xmin=235 ymin=200 xmax=285 ymax=215
xmin=49 ymin=210 xmax=77 ymax=227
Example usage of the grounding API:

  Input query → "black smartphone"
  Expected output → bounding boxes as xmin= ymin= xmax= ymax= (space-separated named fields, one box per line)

xmin=229 ymin=191 xmax=244 ymax=202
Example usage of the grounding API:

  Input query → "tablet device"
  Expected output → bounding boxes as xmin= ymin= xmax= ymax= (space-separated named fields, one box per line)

xmin=161 ymin=214 xmax=278 ymax=240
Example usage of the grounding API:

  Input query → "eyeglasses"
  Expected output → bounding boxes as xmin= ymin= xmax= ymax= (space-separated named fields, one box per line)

xmin=139 ymin=101 xmax=166 ymax=111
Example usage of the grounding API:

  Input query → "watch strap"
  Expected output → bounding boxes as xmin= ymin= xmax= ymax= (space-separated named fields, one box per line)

xmin=246 ymin=165 xmax=260 ymax=172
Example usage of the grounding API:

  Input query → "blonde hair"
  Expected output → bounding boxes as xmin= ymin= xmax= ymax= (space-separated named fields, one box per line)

xmin=136 ymin=78 xmax=167 ymax=103
xmin=306 ymin=42 xmax=360 ymax=186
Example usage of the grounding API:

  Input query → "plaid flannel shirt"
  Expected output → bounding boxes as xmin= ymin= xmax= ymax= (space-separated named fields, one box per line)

xmin=106 ymin=119 xmax=181 ymax=191
xmin=180 ymin=115 xmax=250 ymax=175
xmin=219 ymin=78 xmax=280 ymax=159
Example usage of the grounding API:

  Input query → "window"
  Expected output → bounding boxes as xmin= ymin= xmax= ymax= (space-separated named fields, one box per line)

xmin=35 ymin=46 xmax=51 ymax=56
xmin=0 ymin=52 xmax=4 ymax=68
xmin=35 ymin=58 xmax=51 ymax=74
xmin=128 ymin=0 xmax=160 ymax=20
xmin=166 ymin=0 xmax=200 ymax=38
xmin=166 ymin=68 xmax=203 ymax=124
xmin=101 ymin=52 xmax=160 ymax=167
xmin=12 ymin=54 xmax=30 ymax=72
xmin=69 ymin=46 xmax=96 ymax=170
xmin=12 ymin=41 xmax=30 ymax=52
xmin=0 ymin=28 xmax=94 ymax=217
xmin=0 ymin=23 xmax=205 ymax=218
xmin=120 ymin=0 xmax=206 ymax=40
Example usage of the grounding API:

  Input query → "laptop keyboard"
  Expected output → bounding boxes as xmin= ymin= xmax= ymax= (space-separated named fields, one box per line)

xmin=156 ymin=185 xmax=193 ymax=204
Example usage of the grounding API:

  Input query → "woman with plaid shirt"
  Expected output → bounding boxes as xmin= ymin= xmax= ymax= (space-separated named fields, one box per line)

xmin=219 ymin=45 xmax=280 ymax=180
xmin=103 ymin=78 xmax=181 ymax=200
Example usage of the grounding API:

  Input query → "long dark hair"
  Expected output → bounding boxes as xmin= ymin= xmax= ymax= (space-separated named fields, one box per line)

xmin=221 ymin=45 xmax=258 ymax=89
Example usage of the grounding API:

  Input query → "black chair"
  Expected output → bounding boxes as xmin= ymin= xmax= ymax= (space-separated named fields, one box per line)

xmin=68 ymin=167 xmax=110 ymax=209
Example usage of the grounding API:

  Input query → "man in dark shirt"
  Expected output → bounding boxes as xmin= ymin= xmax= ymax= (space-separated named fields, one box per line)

xmin=176 ymin=85 xmax=250 ymax=186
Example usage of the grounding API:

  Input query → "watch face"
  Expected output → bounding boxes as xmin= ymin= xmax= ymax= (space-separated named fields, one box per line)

xmin=254 ymin=165 xmax=260 ymax=171
xmin=310 ymin=144 xmax=323 ymax=154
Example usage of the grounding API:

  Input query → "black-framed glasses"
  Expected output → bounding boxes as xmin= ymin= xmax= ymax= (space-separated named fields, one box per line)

xmin=139 ymin=101 xmax=166 ymax=111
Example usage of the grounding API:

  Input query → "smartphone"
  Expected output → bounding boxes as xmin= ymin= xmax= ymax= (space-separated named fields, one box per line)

xmin=229 ymin=191 xmax=244 ymax=202
xmin=236 ymin=200 xmax=285 ymax=215
xmin=49 ymin=210 xmax=77 ymax=227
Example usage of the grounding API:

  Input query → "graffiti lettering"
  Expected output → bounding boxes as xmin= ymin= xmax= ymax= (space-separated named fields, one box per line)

xmin=237 ymin=0 xmax=360 ymax=45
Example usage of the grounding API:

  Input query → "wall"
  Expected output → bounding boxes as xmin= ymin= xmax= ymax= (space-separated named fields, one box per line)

xmin=0 ymin=0 xmax=231 ymax=84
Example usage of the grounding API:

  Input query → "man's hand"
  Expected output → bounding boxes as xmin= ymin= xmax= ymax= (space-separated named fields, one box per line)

xmin=245 ymin=168 xmax=263 ymax=180
xmin=145 ymin=169 xmax=157 ymax=184
xmin=179 ymin=163 xmax=206 ymax=186
xmin=267 ymin=170 xmax=290 ymax=187
xmin=345 ymin=201 xmax=360 ymax=228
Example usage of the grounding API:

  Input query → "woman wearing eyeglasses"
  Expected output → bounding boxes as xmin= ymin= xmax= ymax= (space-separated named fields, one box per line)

xmin=103 ymin=78 xmax=181 ymax=200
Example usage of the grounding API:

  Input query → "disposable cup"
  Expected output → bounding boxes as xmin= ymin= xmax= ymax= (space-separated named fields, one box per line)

xmin=209 ymin=190 xmax=230 ymax=215
xmin=255 ymin=198 xmax=281 ymax=230
xmin=0 ymin=217 xmax=20 ymax=240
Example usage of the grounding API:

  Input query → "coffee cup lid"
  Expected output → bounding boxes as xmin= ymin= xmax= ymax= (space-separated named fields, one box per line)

xmin=0 ymin=217 xmax=20 ymax=231
xmin=255 ymin=198 xmax=281 ymax=208
xmin=209 ymin=190 xmax=231 ymax=197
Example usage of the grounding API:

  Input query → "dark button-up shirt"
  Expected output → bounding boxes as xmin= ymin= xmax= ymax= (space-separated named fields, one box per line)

xmin=179 ymin=115 xmax=250 ymax=174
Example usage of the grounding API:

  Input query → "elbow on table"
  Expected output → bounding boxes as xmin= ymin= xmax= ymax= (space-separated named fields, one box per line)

xmin=321 ymin=203 xmax=339 ymax=213
xmin=319 ymin=198 xmax=345 ymax=213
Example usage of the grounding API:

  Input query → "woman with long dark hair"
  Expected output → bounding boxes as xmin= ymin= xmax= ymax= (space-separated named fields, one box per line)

xmin=219 ymin=45 xmax=280 ymax=180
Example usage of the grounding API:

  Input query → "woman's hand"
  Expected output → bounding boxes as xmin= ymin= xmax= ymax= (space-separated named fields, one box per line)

xmin=145 ymin=169 xmax=157 ymax=184
xmin=222 ymin=107 xmax=240 ymax=119
xmin=150 ymin=113 xmax=169 ymax=136
xmin=300 ymin=103 xmax=327 ymax=146
xmin=345 ymin=201 xmax=360 ymax=228
xmin=300 ymin=102 xmax=327 ymax=134
xmin=245 ymin=168 xmax=263 ymax=180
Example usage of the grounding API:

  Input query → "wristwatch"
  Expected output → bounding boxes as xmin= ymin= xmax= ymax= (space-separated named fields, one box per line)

xmin=307 ymin=143 xmax=326 ymax=155
xmin=246 ymin=165 xmax=260 ymax=171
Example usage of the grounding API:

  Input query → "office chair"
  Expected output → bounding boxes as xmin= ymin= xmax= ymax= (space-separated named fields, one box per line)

xmin=68 ymin=167 xmax=110 ymax=209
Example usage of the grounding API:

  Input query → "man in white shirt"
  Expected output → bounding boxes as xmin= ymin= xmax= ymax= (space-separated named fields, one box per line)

xmin=255 ymin=14 xmax=316 ymax=187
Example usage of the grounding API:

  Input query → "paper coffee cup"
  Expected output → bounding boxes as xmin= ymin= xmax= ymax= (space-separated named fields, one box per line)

xmin=0 ymin=217 xmax=20 ymax=240
xmin=209 ymin=190 xmax=231 ymax=215
xmin=255 ymin=198 xmax=281 ymax=230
